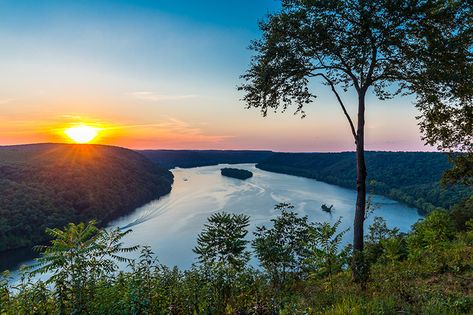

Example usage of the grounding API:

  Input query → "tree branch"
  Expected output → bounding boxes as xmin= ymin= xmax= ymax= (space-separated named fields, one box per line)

xmin=311 ymin=72 xmax=358 ymax=142
xmin=329 ymin=51 xmax=361 ymax=92
xmin=365 ymin=44 xmax=378 ymax=88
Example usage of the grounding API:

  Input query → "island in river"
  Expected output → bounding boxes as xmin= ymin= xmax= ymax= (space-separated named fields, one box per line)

xmin=221 ymin=167 xmax=253 ymax=180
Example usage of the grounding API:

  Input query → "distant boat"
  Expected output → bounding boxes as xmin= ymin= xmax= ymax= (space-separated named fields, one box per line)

xmin=321 ymin=204 xmax=334 ymax=213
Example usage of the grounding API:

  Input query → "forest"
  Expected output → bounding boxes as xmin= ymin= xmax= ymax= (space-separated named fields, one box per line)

xmin=139 ymin=150 xmax=273 ymax=169
xmin=257 ymin=152 xmax=471 ymax=214
xmin=140 ymin=150 xmax=468 ymax=214
xmin=1 ymin=147 xmax=468 ymax=261
xmin=0 ymin=144 xmax=173 ymax=254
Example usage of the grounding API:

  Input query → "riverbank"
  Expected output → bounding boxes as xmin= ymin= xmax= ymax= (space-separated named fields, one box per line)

xmin=256 ymin=152 xmax=470 ymax=215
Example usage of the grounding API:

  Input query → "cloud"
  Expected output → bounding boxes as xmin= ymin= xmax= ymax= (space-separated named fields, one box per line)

xmin=59 ymin=114 xmax=85 ymax=120
xmin=129 ymin=91 xmax=199 ymax=102
xmin=109 ymin=117 xmax=233 ymax=147
xmin=0 ymin=98 xmax=16 ymax=104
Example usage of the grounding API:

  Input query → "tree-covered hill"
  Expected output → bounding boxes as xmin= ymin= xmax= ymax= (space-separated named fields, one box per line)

xmin=257 ymin=152 xmax=470 ymax=214
xmin=139 ymin=149 xmax=273 ymax=169
xmin=0 ymin=143 xmax=173 ymax=252
xmin=138 ymin=150 xmax=469 ymax=213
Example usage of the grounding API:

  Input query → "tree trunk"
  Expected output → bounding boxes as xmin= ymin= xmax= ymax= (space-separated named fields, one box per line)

xmin=351 ymin=90 xmax=371 ymax=287
xmin=353 ymin=91 xmax=367 ymax=253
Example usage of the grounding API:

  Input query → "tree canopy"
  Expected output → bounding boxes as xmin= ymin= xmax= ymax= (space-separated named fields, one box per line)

xmin=240 ymin=0 xmax=471 ymax=124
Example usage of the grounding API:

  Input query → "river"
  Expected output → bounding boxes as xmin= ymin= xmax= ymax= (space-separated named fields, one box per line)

xmin=5 ymin=163 xmax=421 ymax=279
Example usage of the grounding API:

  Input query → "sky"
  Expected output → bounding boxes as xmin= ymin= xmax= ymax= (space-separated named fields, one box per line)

xmin=0 ymin=0 xmax=433 ymax=152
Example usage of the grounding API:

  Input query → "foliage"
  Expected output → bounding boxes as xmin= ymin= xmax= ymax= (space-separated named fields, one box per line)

xmin=239 ymin=0 xmax=470 ymax=116
xmin=450 ymin=195 xmax=473 ymax=231
xmin=252 ymin=203 xmax=310 ymax=286
xmin=31 ymin=221 xmax=137 ymax=282
xmin=407 ymin=210 xmax=456 ymax=257
xmin=257 ymin=151 xmax=471 ymax=213
xmin=0 ymin=143 xmax=173 ymax=256
xmin=410 ymin=0 xmax=472 ymax=192
xmin=443 ymin=154 xmax=473 ymax=187
xmin=304 ymin=218 xmax=349 ymax=297
xmin=364 ymin=216 xmax=404 ymax=265
xmin=193 ymin=212 xmax=250 ymax=271
xmin=366 ymin=216 xmax=400 ymax=245
xmin=2 ymin=208 xmax=473 ymax=314
xmin=3 ymin=221 xmax=138 ymax=314
xmin=193 ymin=212 xmax=254 ymax=313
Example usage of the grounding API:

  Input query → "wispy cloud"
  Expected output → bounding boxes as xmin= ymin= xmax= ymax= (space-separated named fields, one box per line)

xmin=129 ymin=91 xmax=199 ymax=102
xmin=59 ymin=114 xmax=85 ymax=120
xmin=107 ymin=117 xmax=233 ymax=147
xmin=0 ymin=98 xmax=16 ymax=104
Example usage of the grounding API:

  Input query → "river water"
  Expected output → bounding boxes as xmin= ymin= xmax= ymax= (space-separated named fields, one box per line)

xmin=110 ymin=163 xmax=421 ymax=269
xmin=5 ymin=163 xmax=421 ymax=279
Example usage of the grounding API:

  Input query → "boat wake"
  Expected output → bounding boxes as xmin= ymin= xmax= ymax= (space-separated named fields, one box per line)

xmin=118 ymin=189 xmax=207 ymax=230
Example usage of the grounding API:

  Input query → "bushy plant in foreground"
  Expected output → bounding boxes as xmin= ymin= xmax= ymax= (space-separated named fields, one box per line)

xmin=1 ymin=206 xmax=473 ymax=314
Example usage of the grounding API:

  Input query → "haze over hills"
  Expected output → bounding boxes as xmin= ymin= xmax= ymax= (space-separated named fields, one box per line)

xmin=0 ymin=143 xmax=173 ymax=253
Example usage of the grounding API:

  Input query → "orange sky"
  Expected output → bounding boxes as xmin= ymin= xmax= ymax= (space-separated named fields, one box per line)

xmin=0 ymin=0 xmax=434 ymax=152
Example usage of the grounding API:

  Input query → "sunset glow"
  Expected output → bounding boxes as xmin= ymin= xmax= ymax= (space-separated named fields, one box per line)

xmin=0 ymin=0 xmax=433 ymax=151
xmin=64 ymin=125 xmax=99 ymax=144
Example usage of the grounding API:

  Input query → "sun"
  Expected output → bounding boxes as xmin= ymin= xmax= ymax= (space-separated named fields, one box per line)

xmin=64 ymin=125 xmax=99 ymax=144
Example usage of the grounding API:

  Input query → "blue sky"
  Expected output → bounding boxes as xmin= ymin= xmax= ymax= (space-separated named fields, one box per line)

xmin=0 ymin=0 xmax=431 ymax=151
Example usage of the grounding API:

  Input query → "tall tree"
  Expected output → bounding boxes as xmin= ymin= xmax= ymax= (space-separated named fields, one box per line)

xmin=240 ymin=0 xmax=471 ymax=279
xmin=416 ymin=63 xmax=473 ymax=187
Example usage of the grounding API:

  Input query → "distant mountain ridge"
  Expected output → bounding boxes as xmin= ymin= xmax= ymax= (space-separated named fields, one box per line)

xmin=139 ymin=149 xmax=273 ymax=169
xmin=0 ymin=143 xmax=173 ymax=253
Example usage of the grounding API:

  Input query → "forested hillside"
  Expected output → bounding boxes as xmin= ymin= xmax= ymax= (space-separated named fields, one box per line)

xmin=139 ymin=150 xmax=468 ymax=213
xmin=139 ymin=149 xmax=273 ymax=169
xmin=257 ymin=152 xmax=470 ymax=213
xmin=0 ymin=144 xmax=173 ymax=253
